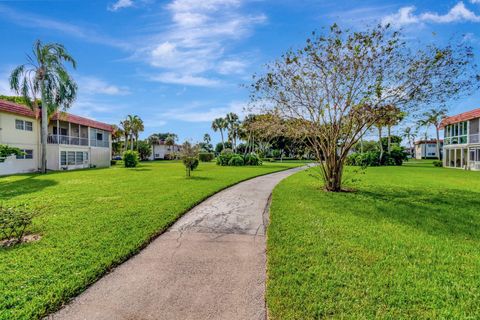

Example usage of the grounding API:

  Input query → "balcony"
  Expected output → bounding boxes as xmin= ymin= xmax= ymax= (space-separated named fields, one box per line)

xmin=48 ymin=134 xmax=89 ymax=146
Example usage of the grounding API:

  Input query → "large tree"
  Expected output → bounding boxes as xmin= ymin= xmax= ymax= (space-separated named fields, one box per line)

xmin=10 ymin=40 xmax=77 ymax=173
xmin=250 ymin=24 xmax=477 ymax=191
xmin=225 ymin=112 xmax=240 ymax=152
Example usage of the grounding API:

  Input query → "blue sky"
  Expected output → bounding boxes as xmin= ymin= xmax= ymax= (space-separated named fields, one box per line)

xmin=1 ymin=0 xmax=480 ymax=143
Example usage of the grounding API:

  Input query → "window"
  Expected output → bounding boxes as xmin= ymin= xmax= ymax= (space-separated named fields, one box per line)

xmin=445 ymin=121 xmax=468 ymax=145
xmin=16 ymin=149 xmax=33 ymax=160
xmin=61 ymin=151 xmax=67 ymax=166
xmin=76 ymin=152 xmax=83 ymax=164
xmin=15 ymin=119 xmax=24 ymax=130
xmin=67 ymin=151 xmax=75 ymax=165
xmin=25 ymin=121 xmax=33 ymax=131
xmin=96 ymin=132 xmax=103 ymax=141
xmin=15 ymin=119 xmax=33 ymax=131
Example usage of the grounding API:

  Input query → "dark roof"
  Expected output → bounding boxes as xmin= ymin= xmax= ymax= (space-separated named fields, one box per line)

xmin=440 ymin=108 xmax=480 ymax=129
xmin=0 ymin=99 xmax=113 ymax=132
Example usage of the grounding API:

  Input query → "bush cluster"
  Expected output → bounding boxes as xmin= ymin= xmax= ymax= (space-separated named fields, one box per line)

xmin=0 ymin=203 xmax=35 ymax=245
xmin=433 ymin=160 xmax=443 ymax=167
xmin=199 ymin=152 xmax=215 ymax=162
xmin=347 ymin=147 xmax=407 ymax=167
xmin=216 ymin=150 xmax=262 ymax=166
xmin=110 ymin=160 xmax=117 ymax=165
xmin=123 ymin=150 xmax=140 ymax=168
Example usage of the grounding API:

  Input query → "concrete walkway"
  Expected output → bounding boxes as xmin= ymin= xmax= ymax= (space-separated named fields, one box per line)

xmin=50 ymin=166 xmax=305 ymax=320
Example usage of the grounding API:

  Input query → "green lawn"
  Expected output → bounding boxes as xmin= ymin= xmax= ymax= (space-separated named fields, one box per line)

xmin=267 ymin=161 xmax=480 ymax=319
xmin=0 ymin=161 xmax=302 ymax=320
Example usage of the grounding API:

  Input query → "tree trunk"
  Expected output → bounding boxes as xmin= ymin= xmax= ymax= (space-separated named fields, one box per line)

xmin=130 ymin=134 xmax=134 ymax=151
xmin=220 ymin=129 xmax=225 ymax=150
xmin=436 ymin=127 xmax=441 ymax=160
xmin=387 ymin=126 xmax=392 ymax=153
xmin=378 ymin=126 xmax=383 ymax=162
xmin=40 ymin=84 xmax=48 ymax=174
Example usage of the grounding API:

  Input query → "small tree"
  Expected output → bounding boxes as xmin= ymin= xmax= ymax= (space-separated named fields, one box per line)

xmin=0 ymin=145 xmax=23 ymax=162
xmin=0 ymin=203 xmax=35 ymax=245
xmin=179 ymin=141 xmax=199 ymax=177
xmin=136 ymin=140 xmax=152 ymax=161
xmin=250 ymin=24 xmax=477 ymax=191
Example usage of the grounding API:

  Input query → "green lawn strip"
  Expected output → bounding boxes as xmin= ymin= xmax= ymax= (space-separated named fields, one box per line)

xmin=0 ymin=161 xmax=303 ymax=320
xmin=267 ymin=161 xmax=480 ymax=319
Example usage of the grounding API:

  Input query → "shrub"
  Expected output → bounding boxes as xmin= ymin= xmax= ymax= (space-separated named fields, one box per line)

xmin=179 ymin=141 xmax=200 ymax=177
xmin=136 ymin=140 xmax=152 ymax=161
xmin=346 ymin=151 xmax=381 ymax=167
xmin=244 ymin=153 xmax=262 ymax=166
xmin=433 ymin=160 xmax=443 ymax=167
xmin=216 ymin=149 xmax=234 ymax=166
xmin=110 ymin=160 xmax=117 ymax=165
xmin=228 ymin=155 xmax=245 ymax=166
xmin=0 ymin=203 xmax=35 ymax=245
xmin=199 ymin=152 xmax=215 ymax=162
xmin=0 ymin=144 xmax=23 ymax=162
xmin=123 ymin=150 xmax=140 ymax=168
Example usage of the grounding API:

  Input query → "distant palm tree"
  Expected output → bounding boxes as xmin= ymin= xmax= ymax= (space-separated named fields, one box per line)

xmin=120 ymin=118 xmax=131 ymax=152
xmin=420 ymin=108 xmax=448 ymax=160
xmin=165 ymin=135 xmax=175 ymax=158
xmin=129 ymin=115 xmax=144 ymax=151
xmin=402 ymin=126 xmax=417 ymax=158
xmin=10 ymin=40 xmax=77 ymax=173
xmin=204 ymin=133 xmax=211 ymax=145
xmin=212 ymin=117 xmax=227 ymax=149
xmin=111 ymin=124 xmax=123 ymax=156
xmin=225 ymin=112 xmax=240 ymax=152
xmin=148 ymin=134 xmax=160 ymax=145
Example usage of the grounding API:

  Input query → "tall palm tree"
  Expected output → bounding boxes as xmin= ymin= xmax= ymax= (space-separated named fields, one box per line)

xmin=211 ymin=117 xmax=227 ymax=149
xmin=402 ymin=126 xmax=417 ymax=158
xmin=120 ymin=118 xmax=131 ymax=152
xmin=420 ymin=108 xmax=448 ymax=160
xmin=129 ymin=115 xmax=144 ymax=151
xmin=10 ymin=40 xmax=77 ymax=173
xmin=165 ymin=135 xmax=175 ymax=158
xmin=148 ymin=134 xmax=160 ymax=145
xmin=225 ymin=112 xmax=240 ymax=152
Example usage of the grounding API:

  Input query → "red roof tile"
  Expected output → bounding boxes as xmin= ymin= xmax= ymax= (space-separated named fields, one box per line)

xmin=440 ymin=108 xmax=480 ymax=129
xmin=0 ymin=99 xmax=113 ymax=132
xmin=415 ymin=139 xmax=443 ymax=145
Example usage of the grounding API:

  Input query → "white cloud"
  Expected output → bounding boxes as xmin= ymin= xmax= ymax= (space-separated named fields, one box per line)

xmin=150 ymin=73 xmax=221 ymax=87
xmin=161 ymin=100 xmax=246 ymax=122
xmin=108 ymin=0 xmax=135 ymax=11
xmin=383 ymin=2 xmax=480 ymax=27
xmin=77 ymin=76 xmax=130 ymax=96
xmin=0 ymin=4 xmax=128 ymax=49
xmin=138 ymin=0 xmax=266 ymax=86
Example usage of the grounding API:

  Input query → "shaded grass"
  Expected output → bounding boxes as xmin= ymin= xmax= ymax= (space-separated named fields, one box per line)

xmin=267 ymin=161 xmax=480 ymax=319
xmin=0 ymin=161 xmax=302 ymax=320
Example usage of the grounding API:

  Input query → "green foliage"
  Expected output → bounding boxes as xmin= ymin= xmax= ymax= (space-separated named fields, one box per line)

xmin=244 ymin=153 xmax=262 ymax=166
xmin=0 ymin=203 xmax=35 ymax=244
xmin=0 ymin=145 xmax=23 ymax=162
xmin=179 ymin=141 xmax=199 ymax=177
xmin=433 ymin=160 xmax=443 ymax=167
xmin=110 ymin=160 xmax=117 ymax=166
xmin=0 ymin=95 xmax=38 ymax=106
xmin=123 ymin=150 xmax=140 ymax=168
xmin=228 ymin=154 xmax=245 ymax=166
xmin=199 ymin=152 xmax=215 ymax=162
xmin=136 ymin=140 xmax=152 ymax=161
xmin=347 ymin=147 xmax=407 ymax=167
xmin=215 ymin=141 xmax=232 ymax=154
xmin=216 ymin=149 xmax=235 ymax=166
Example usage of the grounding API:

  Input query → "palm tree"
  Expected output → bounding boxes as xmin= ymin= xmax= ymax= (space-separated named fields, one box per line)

xmin=10 ymin=40 xmax=77 ymax=173
xmin=225 ymin=112 xmax=240 ymax=152
xmin=203 ymin=133 xmax=211 ymax=145
xmin=165 ymin=135 xmax=176 ymax=158
xmin=120 ymin=118 xmax=131 ymax=152
xmin=402 ymin=126 xmax=417 ymax=158
xmin=148 ymin=134 xmax=160 ymax=145
xmin=420 ymin=108 xmax=448 ymax=160
xmin=212 ymin=117 xmax=227 ymax=149
xmin=111 ymin=124 xmax=123 ymax=156
xmin=128 ymin=115 xmax=144 ymax=150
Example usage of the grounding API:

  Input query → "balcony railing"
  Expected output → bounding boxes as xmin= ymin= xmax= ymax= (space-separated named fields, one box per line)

xmin=48 ymin=134 xmax=89 ymax=146
xmin=90 ymin=139 xmax=109 ymax=148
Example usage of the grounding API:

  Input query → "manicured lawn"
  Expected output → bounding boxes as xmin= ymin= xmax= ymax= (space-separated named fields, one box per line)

xmin=0 ymin=161 xmax=302 ymax=320
xmin=267 ymin=161 xmax=480 ymax=319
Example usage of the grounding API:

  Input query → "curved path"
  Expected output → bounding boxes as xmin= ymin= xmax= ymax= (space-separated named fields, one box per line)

xmin=50 ymin=166 xmax=306 ymax=320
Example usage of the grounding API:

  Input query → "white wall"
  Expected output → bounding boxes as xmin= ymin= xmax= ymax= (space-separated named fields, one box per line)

xmin=0 ymin=112 xmax=40 ymax=175
xmin=91 ymin=147 xmax=110 ymax=168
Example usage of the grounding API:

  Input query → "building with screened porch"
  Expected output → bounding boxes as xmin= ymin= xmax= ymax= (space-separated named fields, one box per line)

xmin=0 ymin=99 xmax=113 ymax=175
xmin=441 ymin=108 xmax=480 ymax=170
